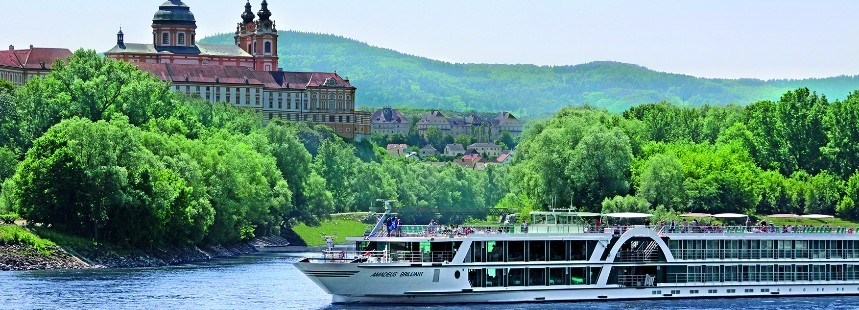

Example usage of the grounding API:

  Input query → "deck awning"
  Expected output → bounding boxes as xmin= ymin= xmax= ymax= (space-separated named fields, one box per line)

xmin=712 ymin=213 xmax=748 ymax=218
xmin=801 ymin=214 xmax=834 ymax=219
xmin=768 ymin=214 xmax=799 ymax=218
xmin=605 ymin=212 xmax=653 ymax=218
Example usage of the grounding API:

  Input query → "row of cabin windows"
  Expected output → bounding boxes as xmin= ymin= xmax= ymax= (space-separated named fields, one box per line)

xmin=669 ymin=239 xmax=859 ymax=260
xmin=468 ymin=267 xmax=601 ymax=288
xmin=467 ymin=240 xmax=599 ymax=263
xmin=665 ymin=264 xmax=859 ymax=283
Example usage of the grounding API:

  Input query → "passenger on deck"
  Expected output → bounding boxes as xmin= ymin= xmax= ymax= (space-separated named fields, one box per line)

xmin=669 ymin=220 xmax=676 ymax=233
xmin=522 ymin=220 xmax=529 ymax=233
xmin=681 ymin=219 xmax=689 ymax=233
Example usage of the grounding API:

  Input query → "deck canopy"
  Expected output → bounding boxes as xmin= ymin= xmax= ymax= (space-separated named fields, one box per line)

xmin=767 ymin=214 xmax=799 ymax=218
xmin=801 ymin=214 xmax=834 ymax=219
xmin=605 ymin=212 xmax=653 ymax=218
xmin=712 ymin=213 xmax=748 ymax=218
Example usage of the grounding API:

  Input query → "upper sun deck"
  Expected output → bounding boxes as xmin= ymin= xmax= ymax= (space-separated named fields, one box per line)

xmin=349 ymin=224 xmax=859 ymax=243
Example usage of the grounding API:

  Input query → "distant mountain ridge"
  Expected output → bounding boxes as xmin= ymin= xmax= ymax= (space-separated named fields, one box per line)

xmin=200 ymin=31 xmax=859 ymax=115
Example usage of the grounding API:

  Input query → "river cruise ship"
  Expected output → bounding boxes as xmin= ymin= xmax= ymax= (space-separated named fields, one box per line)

xmin=295 ymin=211 xmax=859 ymax=304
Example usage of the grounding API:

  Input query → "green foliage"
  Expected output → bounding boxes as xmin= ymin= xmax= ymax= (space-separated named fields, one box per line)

xmin=639 ymin=153 xmax=685 ymax=209
xmin=291 ymin=215 xmax=371 ymax=247
xmin=200 ymin=32 xmax=859 ymax=115
xmin=0 ymin=225 xmax=56 ymax=253
xmin=601 ymin=195 xmax=650 ymax=214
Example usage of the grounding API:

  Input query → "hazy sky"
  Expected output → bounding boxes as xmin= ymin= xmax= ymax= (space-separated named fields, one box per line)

xmin=2 ymin=0 xmax=857 ymax=79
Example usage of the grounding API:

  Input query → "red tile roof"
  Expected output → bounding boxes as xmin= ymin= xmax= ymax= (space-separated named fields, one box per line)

xmin=497 ymin=153 xmax=510 ymax=163
xmin=0 ymin=48 xmax=72 ymax=70
xmin=134 ymin=63 xmax=352 ymax=89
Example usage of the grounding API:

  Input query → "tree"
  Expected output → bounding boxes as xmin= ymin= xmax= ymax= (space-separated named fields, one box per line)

xmin=495 ymin=131 xmax=516 ymax=150
xmin=313 ymin=140 xmax=359 ymax=212
xmin=567 ymin=126 xmax=633 ymax=211
xmin=639 ymin=153 xmax=685 ymax=209
xmin=601 ymin=195 xmax=650 ymax=214
xmin=824 ymin=91 xmax=859 ymax=178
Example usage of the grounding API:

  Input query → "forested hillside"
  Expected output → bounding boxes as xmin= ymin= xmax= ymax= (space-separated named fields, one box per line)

xmin=202 ymin=31 xmax=859 ymax=115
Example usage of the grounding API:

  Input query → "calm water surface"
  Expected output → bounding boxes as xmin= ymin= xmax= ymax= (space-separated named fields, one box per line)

xmin=1 ymin=253 xmax=859 ymax=309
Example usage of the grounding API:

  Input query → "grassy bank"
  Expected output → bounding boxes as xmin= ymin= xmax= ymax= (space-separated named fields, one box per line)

xmin=291 ymin=213 xmax=372 ymax=247
xmin=0 ymin=225 xmax=57 ymax=254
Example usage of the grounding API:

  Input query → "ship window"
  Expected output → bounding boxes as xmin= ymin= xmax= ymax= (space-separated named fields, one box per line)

xmin=486 ymin=241 xmax=504 ymax=262
xmin=690 ymin=290 xmax=699 ymax=294
xmin=548 ymin=268 xmax=566 ymax=286
xmin=485 ymin=268 xmax=504 ymax=287
xmin=454 ymin=270 xmax=460 ymax=279
xmin=468 ymin=269 xmax=484 ymax=288
xmin=507 ymin=268 xmax=524 ymax=287
xmin=761 ymin=289 xmax=769 ymax=293
xmin=745 ymin=289 xmax=753 ymax=293
xmin=708 ymin=289 xmax=717 ymax=294
xmin=528 ymin=268 xmax=546 ymax=286
xmin=570 ymin=267 xmax=586 ymax=285
xmin=433 ymin=269 xmax=440 ymax=283
xmin=528 ymin=241 xmax=546 ymax=262
xmin=672 ymin=290 xmax=681 ymax=294
xmin=507 ymin=241 xmax=525 ymax=262
xmin=570 ymin=241 xmax=587 ymax=260
xmin=549 ymin=240 xmax=566 ymax=261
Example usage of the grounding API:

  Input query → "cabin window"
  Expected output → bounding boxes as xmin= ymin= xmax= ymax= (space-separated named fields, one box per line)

xmin=528 ymin=241 xmax=546 ymax=262
xmin=570 ymin=267 xmax=587 ymax=285
xmin=507 ymin=268 xmax=524 ymax=286
xmin=486 ymin=241 xmax=504 ymax=262
xmin=485 ymin=268 xmax=504 ymax=287
xmin=528 ymin=268 xmax=546 ymax=286
xmin=549 ymin=240 xmax=566 ymax=261
xmin=548 ymin=268 xmax=566 ymax=286
xmin=468 ymin=269 xmax=483 ymax=288
xmin=507 ymin=241 xmax=525 ymax=262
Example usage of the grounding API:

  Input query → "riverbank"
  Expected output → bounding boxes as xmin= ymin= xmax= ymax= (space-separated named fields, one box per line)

xmin=0 ymin=225 xmax=304 ymax=271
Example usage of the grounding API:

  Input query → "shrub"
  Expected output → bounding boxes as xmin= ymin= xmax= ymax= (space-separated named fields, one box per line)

xmin=0 ymin=213 xmax=18 ymax=224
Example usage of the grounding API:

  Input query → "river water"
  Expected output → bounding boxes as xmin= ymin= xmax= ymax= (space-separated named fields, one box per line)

xmin=2 ymin=253 xmax=859 ymax=309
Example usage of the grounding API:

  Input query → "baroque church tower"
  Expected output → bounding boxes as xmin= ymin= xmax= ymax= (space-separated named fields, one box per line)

xmin=235 ymin=0 xmax=280 ymax=71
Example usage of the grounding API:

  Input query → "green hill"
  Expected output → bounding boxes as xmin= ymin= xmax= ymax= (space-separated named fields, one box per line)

xmin=201 ymin=31 xmax=859 ymax=115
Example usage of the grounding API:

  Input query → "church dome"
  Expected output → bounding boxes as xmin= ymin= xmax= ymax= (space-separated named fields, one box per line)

xmin=153 ymin=0 xmax=196 ymax=25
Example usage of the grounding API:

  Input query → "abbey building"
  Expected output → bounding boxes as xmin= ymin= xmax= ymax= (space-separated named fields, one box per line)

xmin=105 ymin=0 xmax=370 ymax=140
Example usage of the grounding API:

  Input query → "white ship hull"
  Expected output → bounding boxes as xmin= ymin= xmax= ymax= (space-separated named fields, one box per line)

xmin=295 ymin=262 xmax=859 ymax=304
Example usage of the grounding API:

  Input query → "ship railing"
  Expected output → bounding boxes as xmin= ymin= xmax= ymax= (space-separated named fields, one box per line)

xmin=670 ymin=248 xmax=857 ymax=260
xmin=616 ymin=250 xmax=660 ymax=262
xmin=617 ymin=274 xmax=656 ymax=287
xmin=320 ymin=250 xmax=455 ymax=264
xmin=652 ymin=225 xmax=858 ymax=235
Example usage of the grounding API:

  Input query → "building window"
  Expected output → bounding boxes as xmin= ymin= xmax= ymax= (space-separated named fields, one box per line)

xmin=162 ymin=33 xmax=169 ymax=45
xmin=178 ymin=33 xmax=185 ymax=45
xmin=264 ymin=41 xmax=272 ymax=54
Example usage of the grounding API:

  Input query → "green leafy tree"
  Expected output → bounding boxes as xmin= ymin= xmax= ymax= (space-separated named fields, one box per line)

xmin=567 ymin=126 xmax=633 ymax=211
xmin=639 ymin=153 xmax=685 ymax=209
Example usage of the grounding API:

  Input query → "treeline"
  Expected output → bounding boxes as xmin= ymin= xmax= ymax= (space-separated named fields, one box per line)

xmin=511 ymin=88 xmax=859 ymax=220
xmin=0 ymin=50 xmax=507 ymax=246
xmin=201 ymin=31 xmax=859 ymax=115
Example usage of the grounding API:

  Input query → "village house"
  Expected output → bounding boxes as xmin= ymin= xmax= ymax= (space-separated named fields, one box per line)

xmin=386 ymin=144 xmax=408 ymax=157
xmin=419 ymin=144 xmax=438 ymax=157
xmin=370 ymin=107 xmax=409 ymax=136
xmin=444 ymin=144 xmax=466 ymax=157
xmin=467 ymin=142 xmax=502 ymax=157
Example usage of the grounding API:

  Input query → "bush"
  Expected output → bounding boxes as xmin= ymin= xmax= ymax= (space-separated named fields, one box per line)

xmin=0 ymin=225 xmax=56 ymax=253
xmin=0 ymin=213 xmax=18 ymax=224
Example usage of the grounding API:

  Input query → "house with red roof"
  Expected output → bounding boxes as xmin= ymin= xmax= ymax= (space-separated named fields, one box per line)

xmin=0 ymin=45 xmax=72 ymax=86
xmin=386 ymin=144 xmax=409 ymax=157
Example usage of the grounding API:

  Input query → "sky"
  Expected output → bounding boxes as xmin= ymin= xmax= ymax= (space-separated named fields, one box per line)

xmin=2 ymin=0 xmax=857 ymax=80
